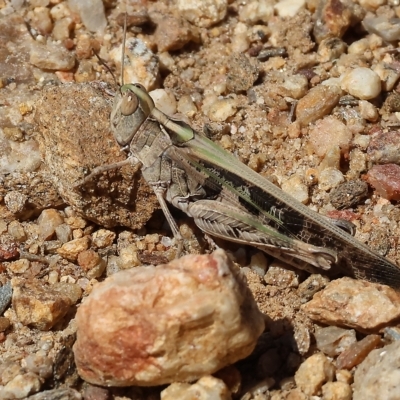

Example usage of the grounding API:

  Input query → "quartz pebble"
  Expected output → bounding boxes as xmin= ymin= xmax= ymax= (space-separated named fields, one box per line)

xmin=314 ymin=326 xmax=357 ymax=357
xmin=264 ymin=263 xmax=299 ymax=288
xmin=321 ymin=381 xmax=352 ymax=400
xmin=29 ymin=42 xmax=75 ymax=71
xmin=239 ymin=0 xmax=274 ymax=24
xmin=365 ymin=164 xmax=400 ymax=201
xmin=206 ymin=98 xmax=238 ymax=122
xmin=308 ymin=116 xmax=352 ymax=157
xmin=318 ymin=168 xmax=344 ymax=191
xmin=177 ymin=0 xmax=227 ymax=28
xmin=149 ymin=89 xmax=177 ymax=116
xmin=281 ymin=175 xmax=309 ymax=204
xmin=37 ymin=209 xmax=64 ymax=241
xmin=296 ymin=85 xmax=341 ymax=127
xmin=77 ymin=249 xmax=106 ymax=279
xmin=67 ymin=0 xmax=106 ymax=33
xmin=302 ymin=277 xmax=400 ymax=331
xmin=161 ymin=376 xmax=231 ymax=400
xmin=336 ymin=334 xmax=382 ymax=370
xmin=4 ymin=191 xmax=28 ymax=214
xmin=12 ymin=279 xmax=74 ymax=330
xmin=294 ymin=353 xmax=335 ymax=396
xmin=353 ymin=340 xmax=400 ymax=400
xmin=363 ymin=16 xmax=400 ymax=42
xmin=274 ymin=0 xmax=306 ymax=18
xmin=340 ymin=68 xmax=381 ymax=100
xmin=56 ymin=236 xmax=90 ymax=262
xmin=297 ymin=274 xmax=329 ymax=302
xmin=109 ymin=38 xmax=159 ymax=91
xmin=367 ymin=130 xmax=400 ymax=165
xmin=92 ymin=229 xmax=115 ymax=248
xmin=1 ymin=372 xmax=41 ymax=399
xmin=73 ymin=250 xmax=265 ymax=386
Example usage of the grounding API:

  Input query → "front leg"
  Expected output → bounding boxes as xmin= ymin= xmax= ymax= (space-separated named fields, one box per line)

xmin=187 ymin=200 xmax=338 ymax=274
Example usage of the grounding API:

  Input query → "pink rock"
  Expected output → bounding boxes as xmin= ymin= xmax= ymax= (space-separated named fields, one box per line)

xmin=365 ymin=164 xmax=400 ymax=201
xmin=73 ymin=250 xmax=265 ymax=386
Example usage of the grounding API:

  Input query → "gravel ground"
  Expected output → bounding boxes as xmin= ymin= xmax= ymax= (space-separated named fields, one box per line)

xmin=1 ymin=0 xmax=400 ymax=399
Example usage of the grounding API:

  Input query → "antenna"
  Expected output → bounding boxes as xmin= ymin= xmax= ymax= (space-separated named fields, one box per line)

xmin=120 ymin=12 xmax=127 ymax=87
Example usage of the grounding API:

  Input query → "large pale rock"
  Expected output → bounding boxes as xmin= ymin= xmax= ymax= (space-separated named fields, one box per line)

xmin=73 ymin=250 xmax=265 ymax=386
xmin=302 ymin=277 xmax=400 ymax=332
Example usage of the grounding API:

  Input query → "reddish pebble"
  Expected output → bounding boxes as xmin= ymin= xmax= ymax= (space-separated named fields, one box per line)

xmin=365 ymin=164 xmax=400 ymax=201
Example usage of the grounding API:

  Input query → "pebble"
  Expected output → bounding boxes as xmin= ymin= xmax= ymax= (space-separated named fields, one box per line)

xmin=264 ymin=263 xmax=299 ymax=288
xmin=67 ymin=0 xmax=106 ymax=33
xmin=302 ymin=277 xmax=400 ymax=331
xmin=317 ymin=38 xmax=347 ymax=63
xmin=340 ymin=68 xmax=381 ymax=100
xmin=161 ymin=376 xmax=231 ymax=400
xmin=27 ymin=6 xmax=53 ymax=35
xmin=77 ymin=249 xmax=106 ymax=279
xmin=29 ymin=42 xmax=75 ymax=71
xmin=23 ymin=352 xmax=53 ymax=379
xmin=91 ymin=229 xmax=115 ymax=248
xmin=295 ymin=85 xmax=341 ymax=127
xmin=318 ymin=168 xmax=344 ymax=192
xmin=374 ymin=62 xmax=400 ymax=92
xmin=353 ymin=340 xmax=400 ymax=400
xmin=26 ymin=388 xmax=82 ymax=400
xmin=281 ymin=174 xmax=309 ymax=204
xmin=4 ymin=191 xmax=28 ymax=214
xmin=0 ymin=317 xmax=10 ymax=332
xmin=73 ymin=250 xmax=265 ymax=386
xmin=56 ymin=236 xmax=90 ymax=262
xmin=358 ymin=100 xmax=378 ymax=121
xmin=294 ymin=353 xmax=335 ymax=396
xmin=0 ymin=239 xmax=19 ymax=262
xmin=321 ymin=381 xmax=352 ymax=400
xmin=149 ymin=89 xmax=177 ymax=116
xmin=231 ymin=22 xmax=250 ymax=53
xmin=153 ymin=14 xmax=200 ymax=53
xmin=177 ymin=0 xmax=227 ymax=28
xmin=109 ymin=37 xmax=159 ymax=91
xmin=314 ymin=326 xmax=357 ymax=357
xmin=367 ymin=130 xmax=400 ymax=165
xmin=7 ymin=220 xmax=27 ymax=242
xmin=206 ymin=98 xmax=238 ymax=122
xmin=37 ymin=209 xmax=64 ymax=241
xmin=329 ymin=179 xmax=368 ymax=209
xmin=7 ymin=259 xmax=30 ymax=274
xmin=363 ymin=16 xmax=400 ymax=42
xmin=12 ymin=279 xmax=74 ymax=330
xmin=177 ymin=94 xmax=198 ymax=117
xmin=274 ymin=0 xmax=306 ymax=18
xmin=239 ymin=0 xmax=274 ymax=24
xmin=226 ymin=53 xmax=259 ymax=93
xmin=1 ymin=372 xmax=41 ymax=399
xmin=308 ymin=116 xmax=352 ymax=158
xmin=336 ymin=334 xmax=382 ymax=370
xmin=297 ymin=274 xmax=329 ymax=302
xmin=0 ymin=283 xmax=12 ymax=315
xmin=52 ymin=17 xmax=74 ymax=41
xmin=117 ymin=244 xmax=140 ymax=269
xmin=365 ymin=164 xmax=400 ymax=201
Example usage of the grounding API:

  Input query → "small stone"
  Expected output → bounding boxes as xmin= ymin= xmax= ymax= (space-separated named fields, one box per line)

xmin=149 ymin=89 xmax=177 ymax=116
xmin=321 ymin=381 xmax=352 ymax=400
xmin=73 ymin=250 xmax=264 ymax=386
xmin=109 ymin=37 xmax=159 ymax=91
xmin=26 ymin=388 xmax=82 ymax=400
xmin=12 ymin=279 xmax=73 ymax=330
xmin=314 ymin=326 xmax=357 ymax=357
xmin=294 ymin=353 xmax=335 ymax=396
xmin=302 ymin=277 xmax=400 ymax=331
xmin=153 ymin=14 xmax=200 ymax=53
xmin=7 ymin=220 xmax=27 ymax=242
xmin=82 ymin=383 xmax=111 ymax=400
xmin=239 ymin=0 xmax=274 ymax=24
xmin=57 ymin=236 xmax=90 ymax=261
xmin=30 ymin=42 xmax=75 ymax=71
xmin=249 ymin=252 xmax=268 ymax=276
xmin=363 ymin=16 xmax=400 ymax=42
xmin=55 ymin=223 xmax=73 ymax=243
xmin=226 ymin=53 xmax=259 ymax=93
xmin=274 ymin=0 xmax=306 ymax=18
xmin=340 ymin=68 xmax=381 ymax=100
xmin=335 ymin=369 xmax=353 ymax=384
xmin=52 ymin=17 xmax=74 ymax=41
xmin=365 ymin=164 xmax=400 ymax=201
xmin=367 ymin=130 xmax=400 ymax=165
xmin=296 ymin=85 xmax=341 ymax=127
xmin=318 ymin=168 xmax=344 ymax=192
xmin=92 ymin=229 xmax=115 ymax=248
xmin=4 ymin=191 xmax=27 ymax=214
xmin=309 ymin=117 xmax=352 ymax=158
xmin=0 ymin=283 xmax=12 ymax=315
xmin=23 ymin=353 xmax=53 ymax=379
xmin=117 ymin=244 xmax=140 ymax=269
xmin=7 ymin=259 xmax=30 ymax=274
xmin=177 ymin=0 xmax=227 ymax=28
xmin=28 ymin=6 xmax=53 ymax=35
xmin=231 ymin=21 xmax=250 ymax=53
xmin=77 ymin=249 xmax=106 ymax=279
xmin=264 ymin=263 xmax=299 ymax=288
xmin=52 ymin=282 xmax=83 ymax=305
xmin=65 ymin=216 xmax=87 ymax=229
xmin=161 ymin=376 xmax=231 ymax=400
xmin=297 ymin=274 xmax=329 ymax=302
xmin=177 ymin=95 xmax=197 ymax=118
xmin=0 ymin=238 xmax=19 ymax=262
xmin=281 ymin=175 xmax=309 ymax=204
xmin=329 ymin=179 xmax=368 ymax=209
xmin=353 ymin=340 xmax=400 ymax=400
xmin=206 ymin=98 xmax=238 ymax=122
xmin=2 ymin=372 xmax=41 ymax=399
xmin=0 ymin=317 xmax=10 ymax=332
xmin=317 ymin=38 xmax=347 ymax=62
xmin=374 ymin=63 xmax=400 ymax=92
xmin=37 ymin=209 xmax=64 ymax=241
xmin=336 ymin=334 xmax=382 ymax=370
xmin=67 ymin=0 xmax=106 ymax=33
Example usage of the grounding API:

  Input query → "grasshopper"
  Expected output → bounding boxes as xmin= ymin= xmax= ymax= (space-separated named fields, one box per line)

xmin=78 ymin=35 xmax=400 ymax=289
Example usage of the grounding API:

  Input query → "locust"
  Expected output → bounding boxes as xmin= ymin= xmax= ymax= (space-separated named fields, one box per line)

xmin=77 ymin=40 xmax=400 ymax=290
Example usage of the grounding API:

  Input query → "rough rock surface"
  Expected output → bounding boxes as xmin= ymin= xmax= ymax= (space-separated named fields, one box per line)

xmin=73 ymin=250 xmax=265 ymax=386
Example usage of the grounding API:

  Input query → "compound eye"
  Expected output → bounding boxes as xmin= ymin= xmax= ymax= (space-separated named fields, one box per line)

xmin=120 ymin=91 xmax=139 ymax=116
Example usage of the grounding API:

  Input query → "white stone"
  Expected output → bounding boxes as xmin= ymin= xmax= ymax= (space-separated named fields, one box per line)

xmin=67 ymin=0 xmax=106 ymax=33
xmin=281 ymin=175 xmax=309 ymax=204
xmin=239 ymin=0 xmax=274 ymax=24
xmin=177 ymin=0 xmax=227 ymax=28
xmin=149 ymin=89 xmax=177 ymax=116
xmin=274 ymin=0 xmax=306 ymax=18
xmin=340 ymin=68 xmax=381 ymax=100
xmin=318 ymin=168 xmax=345 ymax=191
